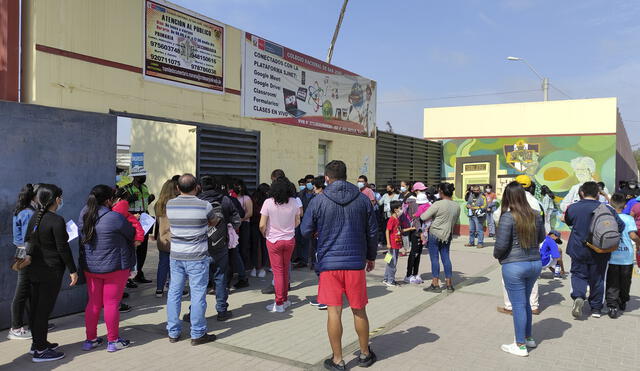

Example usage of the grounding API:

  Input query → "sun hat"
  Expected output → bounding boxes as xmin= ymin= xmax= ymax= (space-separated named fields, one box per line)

xmin=412 ymin=182 xmax=427 ymax=191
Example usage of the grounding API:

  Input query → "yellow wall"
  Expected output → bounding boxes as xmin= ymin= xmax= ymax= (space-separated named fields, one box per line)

xmin=129 ymin=119 xmax=197 ymax=211
xmin=22 ymin=0 xmax=375 ymax=183
xmin=423 ymin=98 xmax=618 ymax=139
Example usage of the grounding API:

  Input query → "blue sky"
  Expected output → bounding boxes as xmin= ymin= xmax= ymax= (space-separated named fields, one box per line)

xmin=172 ymin=0 xmax=640 ymax=146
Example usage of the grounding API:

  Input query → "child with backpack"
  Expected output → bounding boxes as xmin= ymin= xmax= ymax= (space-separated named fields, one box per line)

xmin=605 ymin=193 xmax=640 ymax=318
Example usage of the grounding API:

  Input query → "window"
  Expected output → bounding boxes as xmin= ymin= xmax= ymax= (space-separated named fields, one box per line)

xmin=318 ymin=140 xmax=330 ymax=175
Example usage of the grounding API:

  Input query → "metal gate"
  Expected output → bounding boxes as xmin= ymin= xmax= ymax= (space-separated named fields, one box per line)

xmin=197 ymin=126 xmax=260 ymax=190
xmin=376 ymin=131 xmax=442 ymax=187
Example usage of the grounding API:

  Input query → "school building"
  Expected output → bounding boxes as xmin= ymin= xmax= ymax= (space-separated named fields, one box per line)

xmin=424 ymin=97 xmax=638 ymax=233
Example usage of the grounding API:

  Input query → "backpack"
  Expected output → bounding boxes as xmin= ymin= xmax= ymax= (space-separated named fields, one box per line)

xmin=584 ymin=203 xmax=621 ymax=253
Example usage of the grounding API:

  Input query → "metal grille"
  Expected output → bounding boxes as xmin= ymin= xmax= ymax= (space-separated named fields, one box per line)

xmin=197 ymin=126 xmax=260 ymax=191
xmin=375 ymin=131 xmax=442 ymax=187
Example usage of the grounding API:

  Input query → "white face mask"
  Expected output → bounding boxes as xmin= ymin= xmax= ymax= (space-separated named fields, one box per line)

xmin=57 ymin=197 xmax=64 ymax=212
xmin=357 ymin=182 xmax=365 ymax=189
xmin=400 ymin=186 xmax=407 ymax=193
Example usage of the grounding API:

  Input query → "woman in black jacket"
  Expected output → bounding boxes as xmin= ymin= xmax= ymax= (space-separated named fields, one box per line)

xmin=493 ymin=181 xmax=545 ymax=357
xmin=25 ymin=184 xmax=78 ymax=363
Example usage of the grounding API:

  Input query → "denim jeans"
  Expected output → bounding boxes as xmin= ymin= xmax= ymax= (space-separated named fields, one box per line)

xmin=502 ymin=260 xmax=542 ymax=344
xmin=209 ymin=249 xmax=229 ymax=313
xmin=486 ymin=211 xmax=496 ymax=235
xmin=229 ymin=247 xmax=247 ymax=280
xmin=384 ymin=249 xmax=399 ymax=283
xmin=167 ymin=257 xmax=209 ymax=339
xmin=427 ymin=234 xmax=453 ymax=279
xmin=468 ymin=216 xmax=485 ymax=245
xmin=11 ymin=268 xmax=31 ymax=329
xmin=156 ymin=251 xmax=170 ymax=292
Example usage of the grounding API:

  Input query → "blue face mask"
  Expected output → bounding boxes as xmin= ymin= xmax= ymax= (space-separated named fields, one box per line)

xmin=299 ymin=185 xmax=306 ymax=191
xmin=357 ymin=182 xmax=365 ymax=189
xmin=306 ymin=183 xmax=313 ymax=190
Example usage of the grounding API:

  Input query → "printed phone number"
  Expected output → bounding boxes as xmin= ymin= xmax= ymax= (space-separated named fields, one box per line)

xmin=149 ymin=54 xmax=181 ymax=66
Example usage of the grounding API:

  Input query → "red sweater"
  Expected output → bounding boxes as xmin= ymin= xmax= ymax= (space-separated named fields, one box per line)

xmin=113 ymin=200 xmax=145 ymax=242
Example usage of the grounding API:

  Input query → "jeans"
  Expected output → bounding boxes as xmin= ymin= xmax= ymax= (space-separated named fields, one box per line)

xmin=605 ymin=264 xmax=633 ymax=309
xmin=266 ymin=238 xmax=295 ymax=305
xmin=11 ymin=268 xmax=31 ymax=329
xmin=156 ymin=251 xmax=170 ymax=292
xmin=406 ymin=231 xmax=423 ymax=277
xmin=486 ymin=211 xmax=496 ymax=235
xmin=85 ymin=269 xmax=129 ymax=342
xmin=502 ymin=260 xmax=542 ymax=344
xmin=384 ymin=249 xmax=399 ymax=283
xmin=468 ymin=216 xmax=485 ymax=245
xmin=229 ymin=247 xmax=247 ymax=281
xmin=570 ymin=259 xmax=608 ymax=311
xmin=167 ymin=257 xmax=209 ymax=339
xmin=26 ymin=267 xmax=63 ymax=351
xmin=209 ymin=249 xmax=230 ymax=313
xmin=427 ymin=234 xmax=453 ymax=279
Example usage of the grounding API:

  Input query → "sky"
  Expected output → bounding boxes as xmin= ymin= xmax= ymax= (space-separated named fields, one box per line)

xmin=171 ymin=0 xmax=640 ymax=146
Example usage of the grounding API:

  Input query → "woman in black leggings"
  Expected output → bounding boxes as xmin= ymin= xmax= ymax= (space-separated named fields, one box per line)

xmin=25 ymin=184 xmax=78 ymax=363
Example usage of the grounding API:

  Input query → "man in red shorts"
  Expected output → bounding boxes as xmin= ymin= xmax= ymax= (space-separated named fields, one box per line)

xmin=301 ymin=160 xmax=378 ymax=370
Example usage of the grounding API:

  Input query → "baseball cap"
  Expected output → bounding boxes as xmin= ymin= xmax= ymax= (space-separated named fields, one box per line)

xmin=412 ymin=182 xmax=427 ymax=191
xmin=515 ymin=175 xmax=532 ymax=188
xmin=549 ymin=230 xmax=563 ymax=244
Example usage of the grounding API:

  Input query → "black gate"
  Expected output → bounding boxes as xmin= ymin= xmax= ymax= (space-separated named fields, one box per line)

xmin=197 ymin=126 xmax=260 ymax=190
xmin=376 ymin=131 xmax=442 ymax=187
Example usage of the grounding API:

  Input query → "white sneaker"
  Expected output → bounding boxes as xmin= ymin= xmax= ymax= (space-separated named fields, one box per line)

xmin=413 ymin=276 xmax=423 ymax=284
xmin=7 ymin=327 xmax=32 ymax=340
xmin=250 ymin=268 xmax=257 ymax=277
xmin=257 ymin=269 xmax=266 ymax=278
xmin=525 ymin=337 xmax=537 ymax=348
xmin=501 ymin=343 xmax=528 ymax=357
xmin=266 ymin=302 xmax=285 ymax=313
xmin=403 ymin=276 xmax=413 ymax=283
xmin=283 ymin=300 xmax=291 ymax=309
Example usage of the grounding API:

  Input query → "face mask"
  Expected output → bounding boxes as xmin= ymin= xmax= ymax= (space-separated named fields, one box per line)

xmin=400 ymin=186 xmax=407 ymax=193
xmin=486 ymin=188 xmax=492 ymax=192
xmin=306 ymin=183 xmax=313 ymax=191
xmin=299 ymin=185 xmax=306 ymax=191
xmin=324 ymin=182 xmax=328 ymax=187
xmin=57 ymin=198 xmax=64 ymax=212
xmin=357 ymin=182 xmax=365 ymax=189
xmin=631 ymin=184 xmax=637 ymax=189
xmin=387 ymin=190 xmax=394 ymax=195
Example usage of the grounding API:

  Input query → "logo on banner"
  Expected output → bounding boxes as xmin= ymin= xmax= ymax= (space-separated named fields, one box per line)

xmin=504 ymin=140 xmax=540 ymax=172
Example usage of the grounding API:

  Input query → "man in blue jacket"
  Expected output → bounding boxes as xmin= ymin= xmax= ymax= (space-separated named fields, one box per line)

xmin=565 ymin=181 xmax=624 ymax=319
xmin=301 ymin=160 xmax=378 ymax=370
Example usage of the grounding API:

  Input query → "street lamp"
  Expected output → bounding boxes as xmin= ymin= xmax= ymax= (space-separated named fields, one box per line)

xmin=507 ymin=56 xmax=549 ymax=101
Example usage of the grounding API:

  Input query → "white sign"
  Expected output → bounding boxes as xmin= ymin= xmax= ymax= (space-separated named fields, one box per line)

xmin=242 ymin=32 xmax=376 ymax=137
xmin=66 ymin=220 xmax=79 ymax=242
xmin=139 ymin=213 xmax=156 ymax=235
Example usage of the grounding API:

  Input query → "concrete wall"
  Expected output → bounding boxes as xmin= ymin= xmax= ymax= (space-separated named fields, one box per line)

xmin=424 ymin=98 xmax=618 ymax=139
xmin=616 ymin=112 xmax=639 ymax=184
xmin=129 ymin=119 xmax=197 ymax=213
xmin=21 ymin=0 xmax=376 ymax=184
xmin=0 ymin=101 xmax=116 ymax=329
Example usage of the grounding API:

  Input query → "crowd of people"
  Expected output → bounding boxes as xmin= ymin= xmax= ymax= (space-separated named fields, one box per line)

xmin=7 ymin=161 xmax=640 ymax=366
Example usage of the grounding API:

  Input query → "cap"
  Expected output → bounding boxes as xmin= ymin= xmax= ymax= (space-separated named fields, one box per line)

xmin=130 ymin=166 xmax=147 ymax=177
xmin=515 ymin=175 xmax=532 ymax=188
xmin=412 ymin=182 xmax=427 ymax=191
xmin=416 ymin=193 xmax=429 ymax=204
xmin=549 ymin=230 xmax=561 ymax=238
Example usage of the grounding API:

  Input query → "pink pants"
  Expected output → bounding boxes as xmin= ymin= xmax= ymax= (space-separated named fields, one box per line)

xmin=266 ymin=238 xmax=295 ymax=305
xmin=84 ymin=269 xmax=129 ymax=342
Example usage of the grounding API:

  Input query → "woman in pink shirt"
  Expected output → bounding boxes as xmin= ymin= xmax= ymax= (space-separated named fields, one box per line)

xmin=260 ymin=177 xmax=301 ymax=313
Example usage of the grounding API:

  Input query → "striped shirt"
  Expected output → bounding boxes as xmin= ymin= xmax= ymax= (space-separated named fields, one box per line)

xmin=166 ymin=195 xmax=217 ymax=261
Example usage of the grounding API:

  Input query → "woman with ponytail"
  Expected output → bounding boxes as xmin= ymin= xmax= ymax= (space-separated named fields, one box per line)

xmin=78 ymin=185 xmax=135 ymax=353
xmin=24 ymin=184 xmax=78 ymax=363
xmin=8 ymin=184 xmax=37 ymax=340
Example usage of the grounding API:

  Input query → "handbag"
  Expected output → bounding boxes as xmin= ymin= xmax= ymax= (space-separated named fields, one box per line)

xmin=11 ymin=245 xmax=32 ymax=271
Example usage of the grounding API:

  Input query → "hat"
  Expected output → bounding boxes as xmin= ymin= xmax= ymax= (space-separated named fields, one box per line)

xmin=412 ymin=182 xmax=427 ymax=191
xmin=130 ymin=166 xmax=147 ymax=177
xmin=515 ymin=175 xmax=532 ymax=188
xmin=416 ymin=193 xmax=429 ymax=204
xmin=549 ymin=230 xmax=563 ymax=244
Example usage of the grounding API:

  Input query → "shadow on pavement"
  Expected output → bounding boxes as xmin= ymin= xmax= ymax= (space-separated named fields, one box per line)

xmin=531 ymin=318 xmax=571 ymax=347
xmin=418 ymin=270 xmax=490 ymax=288
xmin=344 ymin=326 xmax=439 ymax=368
xmin=538 ymin=279 xmax=565 ymax=310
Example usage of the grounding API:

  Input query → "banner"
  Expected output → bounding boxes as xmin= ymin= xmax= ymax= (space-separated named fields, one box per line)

xmin=144 ymin=0 xmax=224 ymax=92
xmin=242 ymin=32 xmax=376 ymax=137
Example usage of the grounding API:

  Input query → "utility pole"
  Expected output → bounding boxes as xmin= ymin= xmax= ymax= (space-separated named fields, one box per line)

xmin=326 ymin=0 xmax=349 ymax=64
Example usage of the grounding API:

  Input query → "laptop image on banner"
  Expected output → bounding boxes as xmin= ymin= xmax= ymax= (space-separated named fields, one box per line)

xmin=283 ymin=88 xmax=306 ymax=118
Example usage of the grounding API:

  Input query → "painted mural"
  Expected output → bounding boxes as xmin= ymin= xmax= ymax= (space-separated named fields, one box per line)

xmin=443 ymin=134 xmax=617 ymax=229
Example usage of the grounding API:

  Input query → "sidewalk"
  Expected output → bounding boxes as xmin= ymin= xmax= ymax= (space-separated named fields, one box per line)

xmin=2 ymin=237 xmax=640 ymax=370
